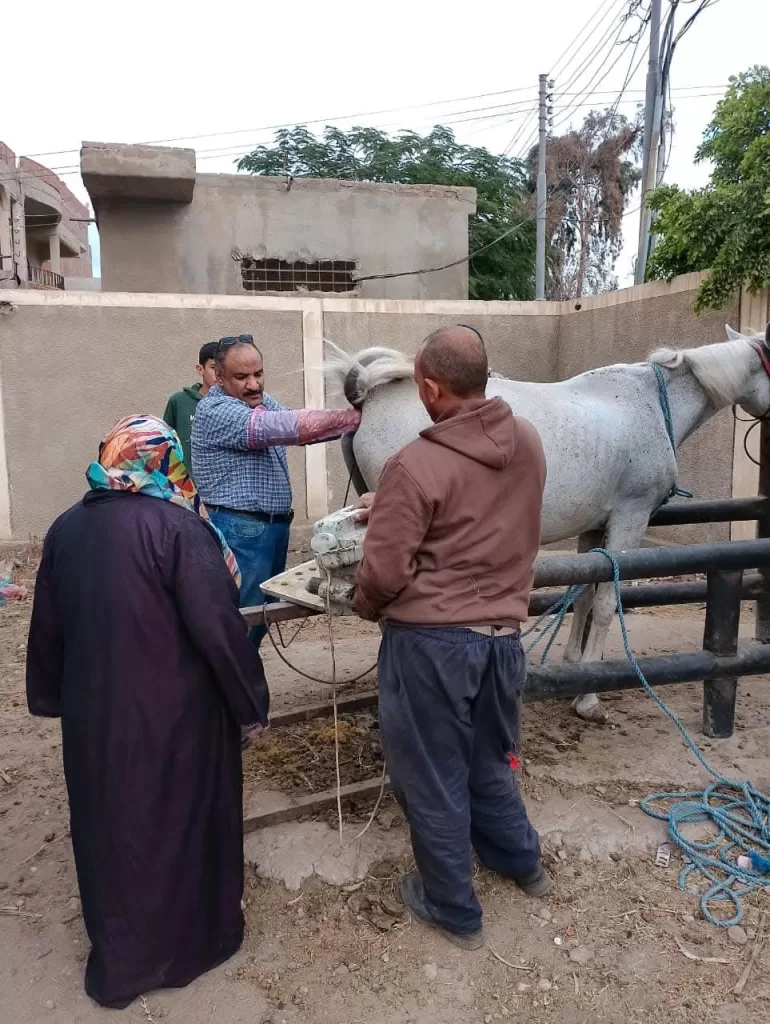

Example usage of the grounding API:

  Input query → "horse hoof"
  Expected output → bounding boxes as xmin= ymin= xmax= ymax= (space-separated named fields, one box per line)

xmin=572 ymin=696 xmax=609 ymax=724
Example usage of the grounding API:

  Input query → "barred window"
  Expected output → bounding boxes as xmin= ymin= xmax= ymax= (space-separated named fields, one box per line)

xmin=240 ymin=258 xmax=357 ymax=293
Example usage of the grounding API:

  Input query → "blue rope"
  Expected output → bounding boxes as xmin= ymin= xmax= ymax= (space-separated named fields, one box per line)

xmin=590 ymin=547 xmax=770 ymax=927
xmin=651 ymin=362 xmax=694 ymax=501
xmin=522 ymin=367 xmax=767 ymax=923
xmin=523 ymin=584 xmax=588 ymax=663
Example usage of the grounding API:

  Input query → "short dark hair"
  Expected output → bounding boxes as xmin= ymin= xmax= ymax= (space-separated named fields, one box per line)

xmin=198 ymin=341 xmax=219 ymax=365
xmin=418 ymin=326 xmax=489 ymax=397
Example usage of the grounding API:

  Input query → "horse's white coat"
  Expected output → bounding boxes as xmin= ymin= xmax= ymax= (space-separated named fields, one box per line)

xmin=326 ymin=328 xmax=770 ymax=721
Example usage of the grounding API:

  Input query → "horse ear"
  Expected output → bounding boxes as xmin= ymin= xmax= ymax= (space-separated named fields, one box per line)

xmin=725 ymin=324 xmax=744 ymax=341
xmin=765 ymin=322 xmax=770 ymax=349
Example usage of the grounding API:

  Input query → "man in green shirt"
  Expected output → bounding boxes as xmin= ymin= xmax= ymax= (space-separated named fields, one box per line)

xmin=163 ymin=342 xmax=218 ymax=475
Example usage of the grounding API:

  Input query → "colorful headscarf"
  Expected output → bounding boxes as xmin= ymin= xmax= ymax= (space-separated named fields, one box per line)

xmin=86 ymin=413 xmax=241 ymax=586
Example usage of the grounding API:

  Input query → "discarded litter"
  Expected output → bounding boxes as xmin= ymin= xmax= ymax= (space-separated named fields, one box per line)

xmin=737 ymin=852 xmax=770 ymax=874
xmin=654 ymin=844 xmax=672 ymax=868
xmin=0 ymin=575 xmax=27 ymax=607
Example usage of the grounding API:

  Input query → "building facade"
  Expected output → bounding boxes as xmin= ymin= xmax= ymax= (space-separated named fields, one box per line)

xmin=80 ymin=142 xmax=476 ymax=300
xmin=0 ymin=142 xmax=94 ymax=291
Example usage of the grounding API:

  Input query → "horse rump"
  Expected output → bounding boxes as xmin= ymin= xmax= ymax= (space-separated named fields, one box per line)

xmin=323 ymin=341 xmax=414 ymax=408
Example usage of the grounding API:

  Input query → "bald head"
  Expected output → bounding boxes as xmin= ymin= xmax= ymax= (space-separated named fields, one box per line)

xmin=417 ymin=325 xmax=489 ymax=398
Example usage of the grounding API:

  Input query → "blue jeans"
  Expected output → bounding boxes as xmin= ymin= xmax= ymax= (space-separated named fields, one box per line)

xmin=378 ymin=623 xmax=541 ymax=935
xmin=208 ymin=509 xmax=290 ymax=650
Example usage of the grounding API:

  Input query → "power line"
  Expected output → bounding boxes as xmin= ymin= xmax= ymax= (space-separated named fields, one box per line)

xmin=607 ymin=26 xmax=648 ymax=119
xmin=551 ymin=0 xmax=623 ymax=80
xmin=554 ymin=44 xmax=635 ymax=129
xmin=182 ymin=89 xmax=724 ymax=170
xmin=353 ymin=209 xmax=537 ymax=284
xmin=502 ymin=104 xmax=539 ymax=157
xmin=17 ymin=85 xmax=554 ymax=164
xmin=515 ymin=125 xmax=541 ymax=162
xmin=5 ymin=99 xmax=547 ymax=184
xmin=514 ymin=0 xmax=628 ymax=160
xmin=558 ymin=6 xmax=626 ymax=96
xmin=0 ymin=83 xmax=726 ymax=188
xmin=9 ymin=59 xmax=725 ymax=175
xmin=173 ymin=87 xmax=725 ymax=160
xmin=1 ymin=103 xmax=542 ymax=186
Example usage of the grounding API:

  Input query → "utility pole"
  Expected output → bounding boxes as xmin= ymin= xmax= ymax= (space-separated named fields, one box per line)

xmin=535 ymin=73 xmax=553 ymax=300
xmin=635 ymin=0 xmax=662 ymax=285
xmin=649 ymin=103 xmax=669 ymax=254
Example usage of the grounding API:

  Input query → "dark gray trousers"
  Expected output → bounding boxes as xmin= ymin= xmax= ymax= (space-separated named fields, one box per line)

xmin=378 ymin=623 xmax=541 ymax=935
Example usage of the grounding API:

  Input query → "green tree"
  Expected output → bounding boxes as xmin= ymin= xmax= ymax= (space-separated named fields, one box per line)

xmin=237 ymin=126 xmax=535 ymax=300
xmin=647 ymin=66 xmax=770 ymax=312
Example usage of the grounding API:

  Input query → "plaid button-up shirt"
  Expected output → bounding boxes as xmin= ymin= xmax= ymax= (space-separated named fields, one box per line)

xmin=191 ymin=388 xmax=293 ymax=514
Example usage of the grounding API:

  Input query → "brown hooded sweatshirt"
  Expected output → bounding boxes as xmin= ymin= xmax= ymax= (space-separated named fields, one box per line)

xmin=355 ymin=397 xmax=546 ymax=627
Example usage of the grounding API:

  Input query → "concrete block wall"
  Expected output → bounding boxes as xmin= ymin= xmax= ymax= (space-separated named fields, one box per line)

xmin=0 ymin=274 xmax=761 ymax=548
xmin=0 ymin=295 xmax=308 ymax=544
xmin=556 ymin=277 xmax=741 ymax=545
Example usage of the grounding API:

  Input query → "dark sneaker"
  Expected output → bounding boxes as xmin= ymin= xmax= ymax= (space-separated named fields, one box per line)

xmin=399 ymin=872 xmax=484 ymax=951
xmin=514 ymin=862 xmax=552 ymax=898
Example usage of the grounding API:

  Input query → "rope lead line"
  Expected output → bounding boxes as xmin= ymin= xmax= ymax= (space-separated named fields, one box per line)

xmin=594 ymin=547 xmax=770 ymax=927
xmin=651 ymin=362 xmax=694 ymax=502
xmin=522 ymin=548 xmax=770 ymax=925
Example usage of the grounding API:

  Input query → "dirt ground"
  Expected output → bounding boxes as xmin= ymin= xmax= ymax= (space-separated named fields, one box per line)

xmin=2 ymin=549 xmax=770 ymax=1023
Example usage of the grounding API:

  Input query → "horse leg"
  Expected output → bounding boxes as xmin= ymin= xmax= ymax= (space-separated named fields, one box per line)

xmin=572 ymin=512 xmax=650 ymax=724
xmin=562 ymin=530 xmax=602 ymax=665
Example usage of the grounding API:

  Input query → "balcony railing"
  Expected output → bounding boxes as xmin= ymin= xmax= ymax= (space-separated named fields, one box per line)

xmin=27 ymin=264 xmax=64 ymax=289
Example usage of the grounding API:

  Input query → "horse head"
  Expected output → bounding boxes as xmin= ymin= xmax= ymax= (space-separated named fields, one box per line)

xmin=724 ymin=323 xmax=770 ymax=419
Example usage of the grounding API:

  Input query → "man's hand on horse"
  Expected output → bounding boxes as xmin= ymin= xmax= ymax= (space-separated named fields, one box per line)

xmin=353 ymin=492 xmax=375 ymax=522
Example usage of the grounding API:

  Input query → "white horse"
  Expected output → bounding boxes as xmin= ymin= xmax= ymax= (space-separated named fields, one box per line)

xmin=326 ymin=324 xmax=770 ymax=722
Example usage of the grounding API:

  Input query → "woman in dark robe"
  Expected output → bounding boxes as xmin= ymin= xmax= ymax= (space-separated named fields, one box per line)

xmin=26 ymin=413 xmax=269 ymax=1009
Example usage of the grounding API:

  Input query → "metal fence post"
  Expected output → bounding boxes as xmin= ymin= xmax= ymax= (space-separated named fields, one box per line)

xmin=756 ymin=421 xmax=770 ymax=643
xmin=702 ymin=570 xmax=743 ymax=738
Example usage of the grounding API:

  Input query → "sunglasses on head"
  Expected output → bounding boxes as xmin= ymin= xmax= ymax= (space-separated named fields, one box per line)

xmin=216 ymin=334 xmax=255 ymax=353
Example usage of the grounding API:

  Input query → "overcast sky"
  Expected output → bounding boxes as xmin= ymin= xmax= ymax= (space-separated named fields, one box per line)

xmin=6 ymin=0 xmax=767 ymax=286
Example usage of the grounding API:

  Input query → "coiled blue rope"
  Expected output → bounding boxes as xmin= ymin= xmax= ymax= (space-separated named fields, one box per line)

xmin=651 ymin=362 xmax=694 ymax=501
xmin=597 ymin=549 xmax=770 ymax=925
xmin=524 ymin=549 xmax=770 ymax=925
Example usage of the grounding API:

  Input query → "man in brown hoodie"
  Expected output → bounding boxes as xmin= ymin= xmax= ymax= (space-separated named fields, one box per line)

xmin=354 ymin=325 xmax=549 ymax=950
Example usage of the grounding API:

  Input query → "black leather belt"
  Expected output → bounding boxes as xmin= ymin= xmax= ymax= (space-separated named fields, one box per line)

xmin=207 ymin=505 xmax=294 ymax=525
xmin=461 ymin=624 xmax=520 ymax=636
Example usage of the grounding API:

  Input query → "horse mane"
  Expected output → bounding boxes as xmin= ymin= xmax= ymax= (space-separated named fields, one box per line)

xmin=324 ymin=341 xmax=414 ymax=407
xmin=648 ymin=326 xmax=764 ymax=409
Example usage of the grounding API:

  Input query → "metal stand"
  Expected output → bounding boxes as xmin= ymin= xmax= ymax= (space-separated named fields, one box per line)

xmin=242 ymin=527 xmax=770 ymax=828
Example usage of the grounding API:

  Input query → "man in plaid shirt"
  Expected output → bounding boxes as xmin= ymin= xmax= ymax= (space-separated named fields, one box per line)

xmin=192 ymin=335 xmax=360 ymax=649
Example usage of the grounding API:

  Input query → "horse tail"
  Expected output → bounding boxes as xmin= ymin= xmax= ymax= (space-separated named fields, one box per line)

xmin=341 ymin=433 xmax=368 ymax=498
xmin=323 ymin=341 xmax=414 ymax=408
